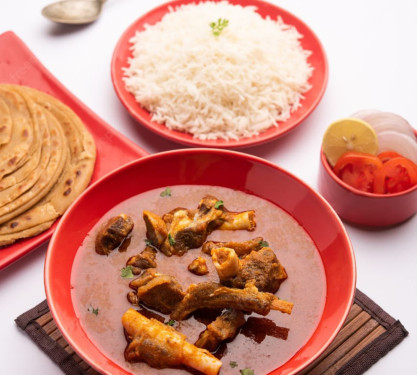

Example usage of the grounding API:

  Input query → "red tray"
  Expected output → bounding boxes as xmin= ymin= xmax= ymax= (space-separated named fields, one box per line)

xmin=0 ymin=31 xmax=148 ymax=269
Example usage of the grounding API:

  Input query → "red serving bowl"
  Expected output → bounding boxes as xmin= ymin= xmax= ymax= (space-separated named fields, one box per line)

xmin=318 ymin=131 xmax=417 ymax=227
xmin=45 ymin=149 xmax=356 ymax=375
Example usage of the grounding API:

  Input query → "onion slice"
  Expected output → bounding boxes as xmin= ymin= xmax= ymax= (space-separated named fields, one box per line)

xmin=352 ymin=111 xmax=416 ymax=140
xmin=350 ymin=109 xmax=381 ymax=120
xmin=377 ymin=130 xmax=417 ymax=164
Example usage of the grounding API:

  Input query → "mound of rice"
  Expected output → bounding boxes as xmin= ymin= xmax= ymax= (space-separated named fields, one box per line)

xmin=123 ymin=1 xmax=313 ymax=141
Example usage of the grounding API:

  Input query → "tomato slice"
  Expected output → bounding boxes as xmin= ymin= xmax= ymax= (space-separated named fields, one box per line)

xmin=377 ymin=151 xmax=402 ymax=163
xmin=333 ymin=152 xmax=382 ymax=192
xmin=373 ymin=156 xmax=417 ymax=194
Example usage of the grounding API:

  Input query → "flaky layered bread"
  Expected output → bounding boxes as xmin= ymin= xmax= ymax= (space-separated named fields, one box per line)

xmin=0 ymin=84 xmax=96 ymax=246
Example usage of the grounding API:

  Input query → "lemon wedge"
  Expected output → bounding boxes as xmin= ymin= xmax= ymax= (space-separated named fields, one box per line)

xmin=322 ymin=118 xmax=379 ymax=166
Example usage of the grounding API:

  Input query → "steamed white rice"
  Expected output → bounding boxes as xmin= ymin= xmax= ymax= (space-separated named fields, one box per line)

xmin=123 ymin=1 xmax=313 ymax=141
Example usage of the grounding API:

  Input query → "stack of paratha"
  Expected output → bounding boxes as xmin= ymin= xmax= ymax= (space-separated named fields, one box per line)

xmin=0 ymin=84 xmax=96 ymax=246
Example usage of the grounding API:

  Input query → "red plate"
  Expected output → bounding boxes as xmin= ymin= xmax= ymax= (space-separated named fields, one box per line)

xmin=45 ymin=149 xmax=356 ymax=375
xmin=0 ymin=31 xmax=148 ymax=269
xmin=111 ymin=0 xmax=328 ymax=149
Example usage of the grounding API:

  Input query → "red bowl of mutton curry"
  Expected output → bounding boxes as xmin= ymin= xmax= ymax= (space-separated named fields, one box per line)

xmin=45 ymin=148 xmax=356 ymax=375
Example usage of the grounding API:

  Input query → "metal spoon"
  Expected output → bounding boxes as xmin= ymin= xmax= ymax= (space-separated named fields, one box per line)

xmin=42 ymin=0 xmax=107 ymax=25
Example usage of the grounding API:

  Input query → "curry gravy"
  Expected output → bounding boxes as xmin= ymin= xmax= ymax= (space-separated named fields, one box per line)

xmin=71 ymin=185 xmax=326 ymax=374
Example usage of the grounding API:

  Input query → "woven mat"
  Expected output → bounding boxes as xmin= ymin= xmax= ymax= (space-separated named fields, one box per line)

xmin=15 ymin=289 xmax=408 ymax=375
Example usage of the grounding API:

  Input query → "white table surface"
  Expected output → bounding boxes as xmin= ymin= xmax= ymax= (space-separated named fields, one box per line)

xmin=0 ymin=0 xmax=416 ymax=374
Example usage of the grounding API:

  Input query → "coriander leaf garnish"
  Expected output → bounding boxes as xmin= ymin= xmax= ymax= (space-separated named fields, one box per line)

xmin=145 ymin=239 xmax=153 ymax=246
xmin=88 ymin=305 xmax=99 ymax=316
xmin=168 ymin=233 xmax=176 ymax=246
xmin=210 ymin=18 xmax=229 ymax=36
xmin=259 ymin=240 xmax=269 ymax=248
xmin=230 ymin=361 xmax=238 ymax=368
xmin=160 ymin=187 xmax=172 ymax=197
xmin=165 ymin=319 xmax=176 ymax=326
xmin=214 ymin=200 xmax=224 ymax=209
xmin=144 ymin=238 xmax=159 ymax=251
xmin=121 ymin=265 xmax=134 ymax=279
xmin=240 ymin=368 xmax=255 ymax=375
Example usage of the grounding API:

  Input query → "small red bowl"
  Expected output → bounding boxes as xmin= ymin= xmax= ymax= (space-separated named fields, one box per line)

xmin=318 ymin=132 xmax=417 ymax=227
xmin=45 ymin=149 xmax=355 ymax=375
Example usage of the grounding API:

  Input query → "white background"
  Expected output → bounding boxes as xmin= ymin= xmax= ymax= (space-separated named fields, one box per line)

xmin=0 ymin=0 xmax=416 ymax=374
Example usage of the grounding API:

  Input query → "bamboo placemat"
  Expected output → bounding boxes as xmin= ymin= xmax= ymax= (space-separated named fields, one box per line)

xmin=15 ymin=289 xmax=408 ymax=375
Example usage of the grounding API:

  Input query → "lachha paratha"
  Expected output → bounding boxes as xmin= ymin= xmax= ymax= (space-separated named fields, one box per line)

xmin=0 ymin=87 xmax=38 ymax=180
xmin=0 ymin=84 xmax=96 ymax=246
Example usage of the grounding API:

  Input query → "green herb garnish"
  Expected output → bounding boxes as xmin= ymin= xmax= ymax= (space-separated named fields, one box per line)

xmin=240 ymin=369 xmax=254 ymax=375
xmin=168 ymin=233 xmax=176 ymax=246
xmin=144 ymin=238 xmax=159 ymax=251
xmin=121 ymin=265 xmax=134 ymax=279
xmin=259 ymin=240 xmax=269 ymax=248
xmin=210 ymin=18 xmax=229 ymax=36
xmin=160 ymin=187 xmax=172 ymax=197
xmin=214 ymin=200 xmax=224 ymax=209
xmin=165 ymin=319 xmax=176 ymax=326
xmin=88 ymin=305 xmax=99 ymax=316
xmin=229 ymin=361 xmax=238 ymax=368
xmin=145 ymin=239 xmax=153 ymax=246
